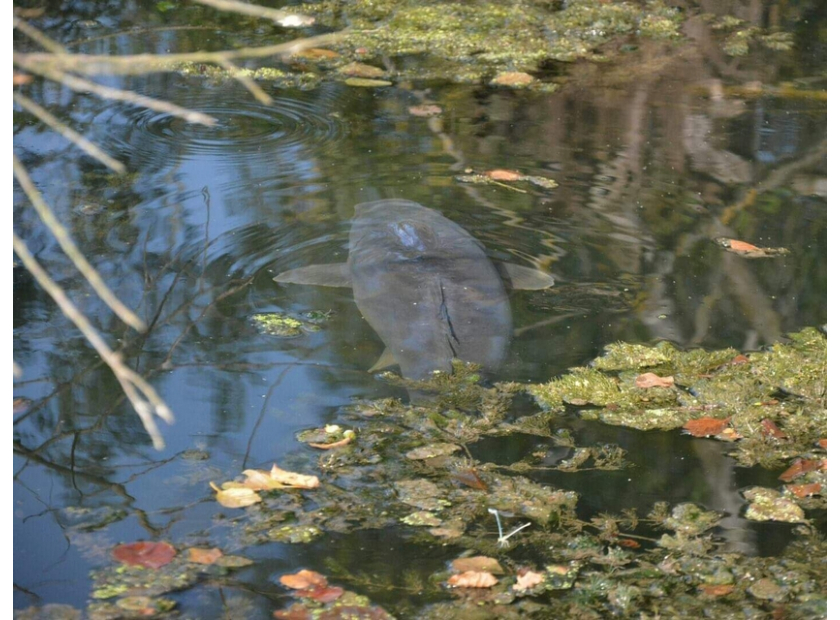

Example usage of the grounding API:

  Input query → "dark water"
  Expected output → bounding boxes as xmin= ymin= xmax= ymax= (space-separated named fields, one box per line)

xmin=14 ymin=1 xmax=826 ymax=616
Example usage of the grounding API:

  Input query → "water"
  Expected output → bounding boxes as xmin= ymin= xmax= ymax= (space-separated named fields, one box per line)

xmin=14 ymin=2 xmax=826 ymax=617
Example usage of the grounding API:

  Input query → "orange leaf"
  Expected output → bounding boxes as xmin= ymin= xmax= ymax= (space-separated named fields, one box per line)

xmin=726 ymin=239 xmax=759 ymax=252
xmin=187 ymin=547 xmax=223 ymax=564
xmin=786 ymin=483 xmax=822 ymax=498
xmin=635 ymin=373 xmax=674 ymax=388
xmin=512 ymin=570 xmax=544 ymax=591
xmin=730 ymin=354 xmax=750 ymax=365
xmin=487 ymin=169 xmax=523 ymax=181
xmin=760 ymin=419 xmax=786 ymax=439
xmin=616 ymin=538 xmax=641 ymax=549
xmin=112 ymin=541 xmax=176 ymax=569
xmin=447 ymin=571 xmax=499 ymax=588
xmin=308 ymin=436 xmax=353 ymax=450
xmin=699 ymin=584 xmax=735 ymax=597
xmin=778 ymin=459 xmax=823 ymax=482
xmin=13 ymin=73 xmax=33 ymax=86
xmin=451 ymin=556 xmax=504 ymax=574
xmin=683 ymin=417 xmax=729 ymax=437
xmin=295 ymin=586 xmax=345 ymax=602
xmin=280 ymin=569 xmax=328 ymax=590
xmin=818 ymin=439 xmax=827 ymax=450
xmin=451 ymin=468 xmax=488 ymax=491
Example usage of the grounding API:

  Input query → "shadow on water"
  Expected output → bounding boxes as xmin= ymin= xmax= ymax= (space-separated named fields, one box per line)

xmin=14 ymin=1 xmax=825 ymax=616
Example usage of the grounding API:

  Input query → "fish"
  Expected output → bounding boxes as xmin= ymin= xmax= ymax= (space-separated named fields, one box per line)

xmin=273 ymin=199 xmax=553 ymax=380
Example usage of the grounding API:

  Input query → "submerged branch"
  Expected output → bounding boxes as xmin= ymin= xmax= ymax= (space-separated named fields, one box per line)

xmin=13 ymin=156 xmax=145 ymax=331
xmin=13 ymin=17 xmax=67 ymax=54
xmin=12 ymin=234 xmax=173 ymax=450
xmin=14 ymin=93 xmax=125 ymax=173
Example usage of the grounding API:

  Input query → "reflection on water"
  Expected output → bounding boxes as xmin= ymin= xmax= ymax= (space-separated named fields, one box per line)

xmin=14 ymin=2 xmax=825 ymax=615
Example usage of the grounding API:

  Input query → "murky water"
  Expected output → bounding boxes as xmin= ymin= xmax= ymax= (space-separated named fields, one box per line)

xmin=14 ymin=2 xmax=825 ymax=617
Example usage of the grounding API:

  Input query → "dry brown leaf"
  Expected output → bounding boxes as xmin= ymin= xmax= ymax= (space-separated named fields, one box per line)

xmin=818 ymin=438 xmax=827 ymax=450
xmin=760 ymin=419 xmax=787 ymax=439
xmin=451 ymin=556 xmax=504 ymax=574
xmin=779 ymin=459 xmax=824 ymax=482
xmin=487 ymin=169 xmax=523 ymax=181
xmin=187 ymin=547 xmax=223 ymax=564
xmin=280 ymin=569 xmax=328 ymax=590
xmin=635 ymin=373 xmax=674 ymax=388
xmin=451 ymin=468 xmax=488 ymax=491
xmin=308 ymin=436 xmax=353 ymax=450
xmin=726 ymin=239 xmax=759 ymax=252
xmin=683 ymin=417 xmax=729 ymax=437
xmin=699 ymin=584 xmax=735 ymax=597
xmin=210 ymin=482 xmax=262 ymax=508
xmin=447 ymin=571 xmax=499 ymax=588
xmin=616 ymin=538 xmax=641 ymax=549
xmin=112 ymin=541 xmax=176 ymax=569
xmin=512 ymin=570 xmax=544 ymax=591
xmin=271 ymin=464 xmax=320 ymax=488
xmin=408 ymin=104 xmax=443 ymax=117
xmin=730 ymin=354 xmax=750 ymax=365
xmin=786 ymin=482 xmax=822 ymax=498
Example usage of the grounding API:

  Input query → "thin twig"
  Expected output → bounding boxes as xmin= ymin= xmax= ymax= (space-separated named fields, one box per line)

xmin=14 ymin=156 xmax=146 ymax=331
xmin=14 ymin=93 xmax=125 ymax=173
xmin=13 ymin=17 xmax=67 ymax=54
xmin=13 ymin=59 xmax=217 ymax=126
xmin=12 ymin=234 xmax=173 ymax=450
xmin=192 ymin=0 xmax=315 ymax=27
xmin=216 ymin=58 xmax=272 ymax=105
xmin=13 ymin=31 xmax=347 ymax=76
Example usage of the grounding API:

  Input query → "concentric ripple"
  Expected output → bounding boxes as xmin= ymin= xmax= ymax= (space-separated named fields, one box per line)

xmin=116 ymin=91 xmax=347 ymax=169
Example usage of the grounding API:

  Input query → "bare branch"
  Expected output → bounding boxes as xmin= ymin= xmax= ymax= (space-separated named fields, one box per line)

xmin=192 ymin=0 xmax=315 ymax=27
xmin=216 ymin=58 xmax=272 ymax=105
xmin=13 ymin=234 xmax=173 ymax=450
xmin=14 ymin=93 xmax=126 ymax=173
xmin=13 ymin=17 xmax=67 ymax=54
xmin=13 ymin=156 xmax=146 ymax=331
xmin=13 ymin=31 xmax=347 ymax=76
xmin=14 ymin=59 xmax=217 ymax=126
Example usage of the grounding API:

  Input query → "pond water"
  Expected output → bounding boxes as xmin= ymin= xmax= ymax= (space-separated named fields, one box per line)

xmin=14 ymin=1 xmax=826 ymax=618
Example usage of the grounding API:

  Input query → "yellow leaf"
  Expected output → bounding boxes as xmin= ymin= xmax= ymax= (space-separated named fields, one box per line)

xmin=210 ymin=482 xmax=262 ymax=508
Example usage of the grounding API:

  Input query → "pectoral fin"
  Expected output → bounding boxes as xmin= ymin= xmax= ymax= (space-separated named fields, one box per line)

xmin=496 ymin=262 xmax=555 ymax=290
xmin=273 ymin=263 xmax=352 ymax=287
xmin=368 ymin=348 xmax=398 ymax=373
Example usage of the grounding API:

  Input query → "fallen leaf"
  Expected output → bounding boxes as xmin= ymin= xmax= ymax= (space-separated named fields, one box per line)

xmin=447 ymin=571 xmax=499 ymax=588
xmin=699 ymin=584 xmax=735 ymax=597
xmin=778 ymin=459 xmax=823 ymax=482
xmin=338 ymin=62 xmax=385 ymax=78
xmin=786 ymin=482 xmax=821 ymax=498
xmin=408 ymin=104 xmax=443 ymax=117
xmin=722 ymin=238 xmax=759 ymax=252
xmin=406 ymin=443 xmax=461 ymax=460
xmin=216 ymin=555 xmax=254 ymax=568
xmin=13 ymin=73 xmax=33 ymax=86
xmin=273 ymin=603 xmax=312 ymax=620
xmin=512 ymin=570 xmax=544 ymax=591
xmin=294 ymin=48 xmax=340 ymax=60
xmin=760 ymin=419 xmax=787 ymax=439
xmin=295 ymin=586 xmax=344 ymax=602
xmin=818 ymin=438 xmax=827 ymax=450
xmin=683 ymin=417 xmax=729 ymax=437
xmin=265 ymin=465 xmax=319 ymax=489
xmin=187 ymin=547 xmax=223 ymax=564
xmin=487 ymin=169 xmax=523 ymax=181
xmin=344 ymin=77 xmax=392 ymax=88
xmin=715 ymin=237 xmax=789 ymax=258
xmin=491 ymin=71 xmax=535 ymax=87
xmin=616 ymin=538 xmax=641 ymax=549
xmin=112 ymin=541 xmax=176 ymax=569
xmin=451 ymin=556 xmax=504 ymax=574
xmin=280 ymin=569 xmax=328 ymax=590
xmin=210 ymin=482 xmax=262 ymax=507
xmin=730 ymin=354 xmax=750 ymax=364
xmin=451 ymin=468 xmax=488 ymax=491
xmin=635 ymin=373 xmax=674 ymax=388
xmin=308 ymin=436 xmax=353 ymax=450
xmin=717 ymin=427 xmax=743 ymax=441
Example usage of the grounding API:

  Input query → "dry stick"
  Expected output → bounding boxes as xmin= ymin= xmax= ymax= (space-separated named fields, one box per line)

xmin=13 ymin=156 xmax=146 ymax=331
xmin=14 ymin=59 xmax=217 ymax=126
xmin=216 ymin=58 xmax=272 ymax=105
xmin=13 ymin=31 xmax=347 ymax=76
xmin=14 ymin=93 xmax=126 ymax=173
xmin=13 ymin=17 xmax=68 ymax=54
xmin=12 ymin=234 xmax=173 ymax=450
xmin=192 ymin=0 xmax=314 ymax=26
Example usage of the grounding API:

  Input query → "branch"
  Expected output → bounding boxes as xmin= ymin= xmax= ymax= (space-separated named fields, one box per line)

xmin=12 ymin=234 xmax=173 ymax=450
